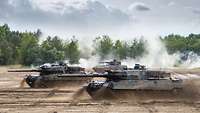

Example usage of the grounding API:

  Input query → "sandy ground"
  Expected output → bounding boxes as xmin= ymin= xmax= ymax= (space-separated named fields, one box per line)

xmin=0 ymin=67 xmax=200 ymax=113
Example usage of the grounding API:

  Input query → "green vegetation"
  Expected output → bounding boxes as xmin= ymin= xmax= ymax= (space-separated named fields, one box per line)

xmin=93 ymin=35 xmax=147 ymax=59
xmin=161 ymin=34 xmax=200 ymax=54
xmin=1 ymin=24 xmax=200 ymax=66
xmin=0 ymin=24 xmax=80 ymax=65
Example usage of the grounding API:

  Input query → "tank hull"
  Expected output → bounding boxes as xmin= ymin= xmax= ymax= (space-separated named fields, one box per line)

xmin=85 ymin=79 xmax=183 ymax=99
xmin=110 ymin=79 xmax=182 ymax=90
xmin=25 ymin=75 xmax=92 ymax=88
xmin=86 ymin=86 xmax=184 ymax=100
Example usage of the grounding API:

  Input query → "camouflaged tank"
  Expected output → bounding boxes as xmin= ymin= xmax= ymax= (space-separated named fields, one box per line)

xmin=63 ymin=64 xmax=183 ymax=98
xmin=8 ymin=62 xmax=91 ymax=88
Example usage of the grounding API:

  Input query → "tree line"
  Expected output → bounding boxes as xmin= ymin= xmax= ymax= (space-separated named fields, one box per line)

xmin=0 ymin=24 xmax=80 ymax=65
xmin=1 ymin=24 xmax=200 ymax=66
xmin=161 ymin=34 xmax=200 ymax=54
xmin=93 ymin=35 xmax=146 ymax=60
xmin=0 ymin=24 xmax=146 ymax=65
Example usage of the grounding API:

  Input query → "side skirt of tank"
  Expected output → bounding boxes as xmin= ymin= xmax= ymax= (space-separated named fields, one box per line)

xmin=86 ymin=87 xmax=184 ymax=100
xmin=26 ymin=79 xmax=90 ymax=88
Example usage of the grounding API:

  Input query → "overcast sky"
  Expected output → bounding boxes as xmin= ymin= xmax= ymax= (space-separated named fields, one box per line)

xmin=0 ymin=0 xmax=200 ymax=39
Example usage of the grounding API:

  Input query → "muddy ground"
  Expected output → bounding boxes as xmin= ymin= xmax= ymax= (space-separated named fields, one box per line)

xmin=0 ymin=67 xmax=200 ymax=113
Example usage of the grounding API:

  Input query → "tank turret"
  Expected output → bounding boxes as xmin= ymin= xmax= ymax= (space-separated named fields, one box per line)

xmin=93 ymin=59 xmax=128 ymax=73
xmin=8 ymin=62 xmax=85 ymax=75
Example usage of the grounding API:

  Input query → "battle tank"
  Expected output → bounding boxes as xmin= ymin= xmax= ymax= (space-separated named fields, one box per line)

xmin=8 ymin=62 xmax=91 ymax=88
xmin=92 ymin=59 xmax=129 ymax=73
xmin=64 ymin=64 xmax=183 ymax=98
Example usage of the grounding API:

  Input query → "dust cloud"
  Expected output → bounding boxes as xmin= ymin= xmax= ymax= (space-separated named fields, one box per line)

xmin=78 ymin=36 xmax=200 ymax=69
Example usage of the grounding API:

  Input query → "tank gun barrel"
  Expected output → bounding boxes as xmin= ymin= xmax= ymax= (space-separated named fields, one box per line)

xmin=8 ymin=69 xmax=40 ymax=72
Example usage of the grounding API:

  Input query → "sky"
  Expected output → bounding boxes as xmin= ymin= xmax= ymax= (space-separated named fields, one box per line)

xmin=0 ymin=0 xmax=200 ymax=39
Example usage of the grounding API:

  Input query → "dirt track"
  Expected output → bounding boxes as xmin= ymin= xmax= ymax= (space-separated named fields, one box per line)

xmin=0 ymin=67 xmax=200 ymax=113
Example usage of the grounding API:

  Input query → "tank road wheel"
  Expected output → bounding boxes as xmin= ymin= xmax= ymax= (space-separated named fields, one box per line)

xmin=86 ymin=85 xmax=97 ymax=98
xmin=86 ymin=85 xmax=114 ymax=99
xmin=86 ymin=86 xmax=103 ymax=99
xmin=25 ymin=75 xmax=37 ymax=88
xmin=86 ymin=83 xmax=105 ymax=99
xmin=25 ymin=76 xmax=47 ymax=88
